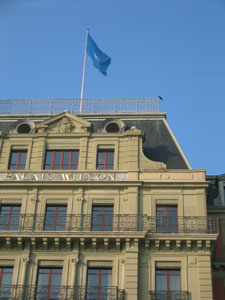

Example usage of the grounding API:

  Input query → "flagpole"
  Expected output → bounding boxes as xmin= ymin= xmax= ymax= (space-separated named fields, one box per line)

xmin=80 ymin=28 xmax=89 ymax=113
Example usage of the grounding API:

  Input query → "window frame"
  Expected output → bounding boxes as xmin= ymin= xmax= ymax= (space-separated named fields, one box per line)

xmin=43 ymin=150 xmax=79 ymax=170
xmin=96 ymin=150 xmax=114 ymax=170
xmin=156 ymin=206 xmax=178 ymax=233
xmin=91 ymin=205 xmax=114 ymax=232
xmin=44 ymin=205 xmax=67 ymax=232
xmin=155 ymin=268 xmax=181 ymax=293
xmin=8 ymin=150 xmax=27 ymax=170
xmin=36 ymin=267 xmax=62 ymax=300
xmin=86 ymin=267 xmax=112 ymax=300
xmin=0 ymin=205 xmax=21 ymax=231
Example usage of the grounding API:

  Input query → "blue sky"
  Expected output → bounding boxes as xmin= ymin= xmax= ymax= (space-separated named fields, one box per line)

xmin=0 ymin=0 xmax=224 ymax=175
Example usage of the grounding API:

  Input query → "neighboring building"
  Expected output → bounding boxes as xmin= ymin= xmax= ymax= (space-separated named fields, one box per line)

xmin=0 ymin=98 xmax=218 ymax=300
xmin=207 ymin=174 xmax=225 ymax=299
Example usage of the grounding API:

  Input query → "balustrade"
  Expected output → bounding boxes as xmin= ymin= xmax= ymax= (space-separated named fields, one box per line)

xmin=0 ymin=214 xmax=218 ymax=234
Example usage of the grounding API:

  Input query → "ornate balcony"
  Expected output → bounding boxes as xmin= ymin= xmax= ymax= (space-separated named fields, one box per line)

xmin=0 ymin=214 xmax=218 ymax=234
xmin=0 ymin=285 xmax=125 ymax=300
xmin=149 ymin=291 xmax=191 ymax=300
xmin=148 ymin=216 xmax=218 ymax=234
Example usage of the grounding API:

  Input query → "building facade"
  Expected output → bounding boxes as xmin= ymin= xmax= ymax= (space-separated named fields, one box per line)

xmin=0 ymin=105 xmax=218 ymax=300
xmin=207 ymin=174 xmax=225 ymax=299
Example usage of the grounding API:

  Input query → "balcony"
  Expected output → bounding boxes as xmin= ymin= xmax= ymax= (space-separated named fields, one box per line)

xmin=149 ymin=291 xmax=191 ymax=300
xmin=0 ymin=285 xmax=125 ymax=300
xmin=148 ymin=216 xmax=218 ymax=234
xmin=0 ymin=214 xmax=218 ymax=234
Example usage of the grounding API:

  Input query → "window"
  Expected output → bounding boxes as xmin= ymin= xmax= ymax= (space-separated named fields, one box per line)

xmin=44 ymin=150 xmax=79 ymax=170
xmin=8 ymin=150 xmax=27 ymax=170
xmin=86 ymin=268 xmax=112 ymax=300
xmin=96 ymin=150 xmax=114 ymax=170
xmin=0 ymin=206 xmax=21 ymax=231
xmin=0 ymin=267 xmax=13 ymax=299
xmin=156 ymin=206 xmax=178 ymax=233
xmin=44 ymin=206 xmax=67 ymax=231
xmin=91 ymin=206 xmax=114 ymax=231
xmin=36 ymin=268 xmax=62 ymax=300
xmin=156 ymin=269 xmax=180 ymax=298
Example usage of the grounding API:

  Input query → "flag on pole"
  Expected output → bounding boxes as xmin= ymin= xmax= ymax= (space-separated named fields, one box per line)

xmin=87 ymin=33 xmax=111 ymax=75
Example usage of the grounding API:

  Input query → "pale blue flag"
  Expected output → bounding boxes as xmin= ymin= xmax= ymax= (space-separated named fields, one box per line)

xmin=87 ymin=33 xmax=111 ymax=75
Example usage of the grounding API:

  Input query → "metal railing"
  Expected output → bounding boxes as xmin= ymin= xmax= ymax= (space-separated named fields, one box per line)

xmin=148 ymin=216 xmax=219 ymax=234
xmin=0 ymin=215 xmax=218 ymax=234
xmin=0 ymin=97 xmax=161 ymax=114
xmin=0 ymin=285 xmax=125 ymax=300
xmin=149 ymin=291 xmax=191 ymax=300
xmin=0 ymin=214 xmax=147 ymax=232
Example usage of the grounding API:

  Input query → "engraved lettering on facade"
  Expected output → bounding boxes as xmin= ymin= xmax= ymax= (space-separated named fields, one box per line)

xmin=0 ymin=172 xmax=128 ymax=182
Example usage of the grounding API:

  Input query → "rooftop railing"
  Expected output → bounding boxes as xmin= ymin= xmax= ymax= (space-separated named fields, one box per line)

xmin=0 ymin=285 xmax=125 ymax=300
xmin=0 ymin=215 xmax=218 ymax=234
xmin=0 ymin=97 xmax=161 ymax=114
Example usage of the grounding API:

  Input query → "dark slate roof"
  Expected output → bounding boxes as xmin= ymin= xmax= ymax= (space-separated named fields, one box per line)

xmin=91 ymin=119 xmax=189 ymax=169
xmin=0 ymin=115 xmax=189 ymax=170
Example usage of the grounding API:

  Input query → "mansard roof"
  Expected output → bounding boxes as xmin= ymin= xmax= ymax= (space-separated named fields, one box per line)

xmin=0 ymin=112 xmax=190 ymax=170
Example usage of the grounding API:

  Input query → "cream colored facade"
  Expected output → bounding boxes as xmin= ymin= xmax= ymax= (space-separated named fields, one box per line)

xmin=0 ymin=111 xmax=218 ymax=300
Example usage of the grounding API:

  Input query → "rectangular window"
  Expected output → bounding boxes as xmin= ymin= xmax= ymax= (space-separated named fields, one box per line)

xmin=8 ymin=150 xmax=27 ymax=170
xmin=44 ymin=206 xmax=67 ymax=231
xmin=86 ymin=268 xmax=112 ymax=300
xmin=0 ymin=206 xmax=21 ymax=231
xmin=44 ymin=150 xmax=79 ymax=170
xmin=36 ymin=267 xmax=62 ymax=300
xmin=156 ymin=206 xmax=178 ymax=233
xmin=91 ymin=206 xmax=114 ymax=231
xmin=156 ymin=269 xmax=180 ymax=292
xmin=0 ymin=267 xmax=13 ymax=299
xmin=96 ymin=150 xmax=114 ymax=170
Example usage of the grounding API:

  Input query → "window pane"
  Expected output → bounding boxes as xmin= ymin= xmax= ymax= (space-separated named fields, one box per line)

xmin=71 ymin=151 xmax=79 ymax=169
xmin=54 ymin=151 xmax=61 ymax=170
xmin=97 ymin=150 xmax=114 ymax=170
xmin=9 ymin=151 xmax=27 ymax=170
xmin=44 ymin=151 xmax=53 ymax=170
xmin=36 ymin=268 xmax=62 ymax=300
xmin=0 ymin=267 xmax=13 ymax=286
xmin=156 ymin=270 xmax=167 ymax=291
xmin=44 ymin=150 xmax=79 ymax=170
xmin=9 ymin=152 xmax=18 ymax=170
xmin=18 ymin=152 xmax=27 ymax=169
xmin=156 ymin=206 xmax=178 ymax=233
xmin=169 ymin=271 xmax=180 ymax=291
xmin=92 ymin=206 xmax=113 ymax=231
xmin=156 ymin=269 xmax=180 ymax=292
xmin=87 ymin=268 xmax=112 ymax=300
xmin=62 ymin=151 xmax=70 ymax=169
xmin=44 ymin=206 xmax=67 ymax=231
xmin=106 ymin=152 xmax=114 ymax=169
xmin=0 ymin=206 xmax=21 ymax=231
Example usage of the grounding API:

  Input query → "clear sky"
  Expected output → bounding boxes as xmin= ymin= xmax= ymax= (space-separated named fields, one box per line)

xmin=0 ymin=0 xmax=224 ymax=175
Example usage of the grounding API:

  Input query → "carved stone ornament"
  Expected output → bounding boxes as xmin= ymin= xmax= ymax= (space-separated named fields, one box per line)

xmin=71 ymin=257 xmax=79 ymax=265
xmin=48 ymin=117 xmax=74 ymax=134
xmin=57 ymin=117 xmax=74 ymax=133
xmin=22 ymin=256 xmax=30 ymax=264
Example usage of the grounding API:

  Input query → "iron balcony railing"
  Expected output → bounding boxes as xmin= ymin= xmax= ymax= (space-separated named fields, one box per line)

xmin=149 ymin=291 xmax=191 ymax=300
xmin=0 ymin=97 xmax=161 ymax=114
xmin=0 ymin=214 xmax=218 ymax=234
xmin=0 ymin=285 xmax=125 ymax=300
